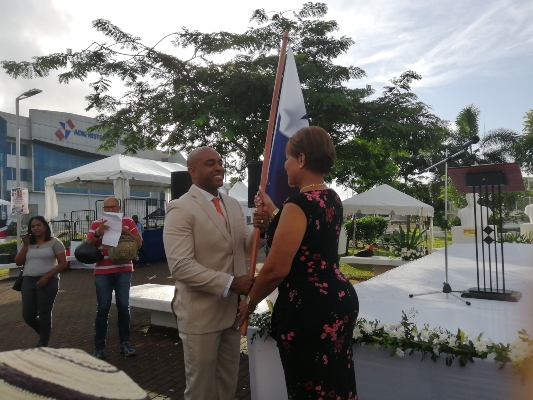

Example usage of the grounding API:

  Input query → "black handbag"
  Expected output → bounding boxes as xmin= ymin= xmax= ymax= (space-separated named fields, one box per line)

xmin=354 ymin=248 xmax=374 ymax=257
xmin=75 ymin=241 xmax=104 ymax=264
xmin=12 ymin=269 xmax=24 ymax=291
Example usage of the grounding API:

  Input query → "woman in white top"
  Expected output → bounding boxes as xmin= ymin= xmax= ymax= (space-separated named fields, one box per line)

xmin=14 ymin=216 xmax=67 ymax=347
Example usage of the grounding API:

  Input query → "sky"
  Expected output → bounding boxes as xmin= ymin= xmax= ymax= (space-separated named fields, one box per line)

xmin=1 ymin=0 xmax=532 ymax=136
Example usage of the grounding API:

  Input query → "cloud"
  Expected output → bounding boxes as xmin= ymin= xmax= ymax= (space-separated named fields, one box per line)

xmin=0 ymin=0 xmax=530 ymax=132
xmin=335 ymin=0 xmax=533 ymax=90
xmin=0 ymin=0 xmax=93 ymax=116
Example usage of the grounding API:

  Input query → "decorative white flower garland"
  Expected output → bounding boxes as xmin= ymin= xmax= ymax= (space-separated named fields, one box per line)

xmin=249 ymin=308 xmax=533 ymax=379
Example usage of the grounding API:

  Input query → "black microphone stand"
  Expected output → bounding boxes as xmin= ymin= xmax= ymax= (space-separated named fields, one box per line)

xmin=409 ymin=147 xmax=471 ymax=305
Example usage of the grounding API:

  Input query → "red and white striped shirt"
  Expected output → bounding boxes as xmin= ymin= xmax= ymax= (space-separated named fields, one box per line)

xmin=88 ymin=217 xmax=138 ymax=275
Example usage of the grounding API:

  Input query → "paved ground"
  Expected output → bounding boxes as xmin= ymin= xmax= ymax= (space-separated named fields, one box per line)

xmin=0 ymin=252 xmax=266 ymax=400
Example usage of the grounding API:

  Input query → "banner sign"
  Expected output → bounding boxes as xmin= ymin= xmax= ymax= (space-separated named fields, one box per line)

xmin=11 ymin=187 xmax=29 ymax=214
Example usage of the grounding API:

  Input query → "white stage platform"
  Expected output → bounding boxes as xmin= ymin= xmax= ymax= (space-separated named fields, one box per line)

xmin=357 ymin=243 xmax=533 ymax=345
xmin=248 ymin=243 xmax=533 ymax=400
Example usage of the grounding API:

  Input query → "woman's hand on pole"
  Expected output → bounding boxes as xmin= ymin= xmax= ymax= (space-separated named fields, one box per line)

xmin=255 ymin=186 xmax=276 ymax=217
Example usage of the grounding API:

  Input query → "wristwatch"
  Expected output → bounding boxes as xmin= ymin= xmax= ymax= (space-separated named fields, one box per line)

xmin=246 ymin=296 xmax=257 ymax=311
xmin=93 ymin=232 xmax=101 ymax=239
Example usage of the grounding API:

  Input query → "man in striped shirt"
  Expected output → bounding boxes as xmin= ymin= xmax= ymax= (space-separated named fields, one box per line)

xmin=86 ymin=197 xmax=142 ymax=359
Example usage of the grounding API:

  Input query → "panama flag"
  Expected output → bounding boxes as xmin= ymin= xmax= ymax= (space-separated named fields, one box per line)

xmin=265 ymin=47 xmax=309 ymax=208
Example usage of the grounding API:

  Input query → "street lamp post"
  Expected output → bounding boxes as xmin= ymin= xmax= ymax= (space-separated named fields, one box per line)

xmin=15 ymin=89 xmax=42 ymax=250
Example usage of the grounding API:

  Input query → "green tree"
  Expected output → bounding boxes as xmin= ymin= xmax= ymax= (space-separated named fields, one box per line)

xmin=334 ymin=71 xmax=447 ymax=190
xmin=1 ymin=3 xmax=444 ymax=191
xmin=447 ymin=104 xmax=521 ymax=166
xmin=1 ymin=3 xmax=359 ymax=176
xmin=419 ymin=104 xmax=526 ymax=226
xmin=516 ymin=110 xmax=533 ymax=174
xmin=344 ymin=216 xmax=388 ymax=246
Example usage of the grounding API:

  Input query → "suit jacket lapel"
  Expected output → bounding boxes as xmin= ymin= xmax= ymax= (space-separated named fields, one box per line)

xmin=189 ymin=186 xmax=232 ymax=244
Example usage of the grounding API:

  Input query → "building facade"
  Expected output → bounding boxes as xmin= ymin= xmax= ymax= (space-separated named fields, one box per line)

xmin=0 ymin=109 xmax=185 ymax=222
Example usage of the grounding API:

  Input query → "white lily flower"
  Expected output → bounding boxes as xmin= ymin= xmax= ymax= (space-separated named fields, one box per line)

xmin=353 ymin=327 xmax=362 ymax=339
xmin=362 ymin=322 xmax=373 ymax=334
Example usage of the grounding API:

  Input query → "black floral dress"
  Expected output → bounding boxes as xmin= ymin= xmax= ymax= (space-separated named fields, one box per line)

xmin=266 ymin=189 xmax=359 ymax=400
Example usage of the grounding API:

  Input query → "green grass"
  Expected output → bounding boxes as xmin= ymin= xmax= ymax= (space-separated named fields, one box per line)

xmin=339 ymin=262 xmax=374 ymax=281
xmin=432 ymin=234 xmax=452 ymax=248
xmin=347 ymin=247 xmax=390 ymax=257
xmin=0 ymin=269 xmax=9 ymax=281
xmin=341 ymin=234 xmax=450 ymax=282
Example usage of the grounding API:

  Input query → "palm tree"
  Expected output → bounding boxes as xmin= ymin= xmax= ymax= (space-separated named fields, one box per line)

xmin=515 ymin=110 xmax=533 ymax=174
xmin=448 ymin=104 xmax=520 ymax=166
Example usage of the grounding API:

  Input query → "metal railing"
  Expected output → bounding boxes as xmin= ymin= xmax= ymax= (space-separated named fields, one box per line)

xmin=50 ymin=199 xmax=166 ymax=243
xmin=49 ymin=210 xmax=96 ymax=242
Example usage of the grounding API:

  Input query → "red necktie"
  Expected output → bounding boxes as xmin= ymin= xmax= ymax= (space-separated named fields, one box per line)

xmin=212 ymin=197 xmax=225 ymax=218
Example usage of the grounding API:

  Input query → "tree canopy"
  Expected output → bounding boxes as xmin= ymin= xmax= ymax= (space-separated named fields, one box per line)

xmin=2 ymin=2 xmax=447 ymax=190
xmin=517 ymin=109 xmax=533 ymax=174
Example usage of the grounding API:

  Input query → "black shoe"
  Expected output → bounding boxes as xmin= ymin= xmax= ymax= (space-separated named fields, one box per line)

xmin=93 ymin=349 xmax=106 ymax=359
xmin=119 ymin=341 xmax=136 ymax=357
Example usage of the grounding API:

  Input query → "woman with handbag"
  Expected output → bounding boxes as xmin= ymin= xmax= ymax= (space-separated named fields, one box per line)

xmin=14 ymin=216 xmax=67 ymax=347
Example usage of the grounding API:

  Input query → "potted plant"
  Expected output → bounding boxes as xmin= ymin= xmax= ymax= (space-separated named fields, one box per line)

xmin=387 ymin=226 xmax=427 ymax=261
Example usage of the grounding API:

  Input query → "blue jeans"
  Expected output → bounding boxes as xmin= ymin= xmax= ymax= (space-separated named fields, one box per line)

xmin=21 ymin=276 xmax=59 ymax=347
xmin=94 ymin=272 xmax=132 ymax=350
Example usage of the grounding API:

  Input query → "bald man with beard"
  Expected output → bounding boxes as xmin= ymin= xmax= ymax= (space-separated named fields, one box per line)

xmin=163 ymin=146 xmax=268 ymax=400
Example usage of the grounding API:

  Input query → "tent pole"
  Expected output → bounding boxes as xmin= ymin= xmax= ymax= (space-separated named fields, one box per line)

xmin=429 ymin=217 xmax=434 ymax=253
xmin=352 ymin=214 xmax=357 ymax=254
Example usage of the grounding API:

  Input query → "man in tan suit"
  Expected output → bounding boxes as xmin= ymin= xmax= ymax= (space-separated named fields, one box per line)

xmin=163 ymin=147 xmax=267 ymax=400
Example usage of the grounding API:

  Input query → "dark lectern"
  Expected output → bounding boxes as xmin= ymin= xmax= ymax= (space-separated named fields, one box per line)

xmin=449 ymin=163 xmax=525 ymax=302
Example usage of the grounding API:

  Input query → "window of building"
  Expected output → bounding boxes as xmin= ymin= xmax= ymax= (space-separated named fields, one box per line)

xmin=6 ymin=142 xmax=15 ymax=155
xmin=5 ymin=167 xmax=15 ymax=180
xmin=6 ymin=142 xmax=28 ymax=156
xmin=20 ymin=169 xmax=32 ymax=182
xmin=5 ymin=167 xmax=32 ymax=182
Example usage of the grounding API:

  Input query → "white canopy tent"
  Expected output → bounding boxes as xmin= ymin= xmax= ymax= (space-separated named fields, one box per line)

xmin=342 ymin=184 xmax=435 ymax=250
xmin=0 ymin=199 xmax=10 ymax=206
xmin=343 ymin=184 xmax=434 ymax=217
xmin=44 ymin=154 xmax=187 ymax=220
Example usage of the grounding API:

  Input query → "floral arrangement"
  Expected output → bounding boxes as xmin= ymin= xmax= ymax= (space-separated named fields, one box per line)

xmin=387 ymin=226 xmax=427 ymax=261
xmin=388 ymin=245 xmax=426 ymax=261
xmin=249 ymin=308 xmax=533 ymax=380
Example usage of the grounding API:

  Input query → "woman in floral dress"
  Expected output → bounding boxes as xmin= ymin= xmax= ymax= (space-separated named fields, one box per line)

xmin=239 ymin=126 xmax=359 ymax=399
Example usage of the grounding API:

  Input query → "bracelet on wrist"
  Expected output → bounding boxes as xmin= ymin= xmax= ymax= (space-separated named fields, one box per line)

xmin=246 ymin=295 xmax=257 ymax=312
xmin=270 ymin=208 xmax=279 ymax=219
xmin=93 ymin=233 xmax=101 ymax=239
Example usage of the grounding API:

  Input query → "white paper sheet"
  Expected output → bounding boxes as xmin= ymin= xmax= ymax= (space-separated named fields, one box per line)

xmin=101 ymin=212 xmax=123 ymax=247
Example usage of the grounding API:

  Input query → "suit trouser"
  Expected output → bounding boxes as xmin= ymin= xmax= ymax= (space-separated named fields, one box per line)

xmin=179 ymin=316 xmax=240 ymax=400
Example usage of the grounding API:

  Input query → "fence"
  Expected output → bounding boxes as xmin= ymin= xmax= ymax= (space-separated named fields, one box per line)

xmin=123 ymin=198 xmax=166 ymax=228
xmin=49 ymin=210 xmax=96 ymax=242
xmin=51 ymin=199 xmax=166 ymax=241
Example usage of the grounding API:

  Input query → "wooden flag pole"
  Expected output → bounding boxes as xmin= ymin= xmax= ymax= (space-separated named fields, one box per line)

xmin=240 ymin=30 xmax=289 ymax=335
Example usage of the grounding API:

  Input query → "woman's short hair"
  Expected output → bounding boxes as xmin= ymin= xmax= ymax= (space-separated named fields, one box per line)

xmin=27 ymin=216 xmax=52 ymax=244
xmin=286 ymin=126 xmax=335 ymax=174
